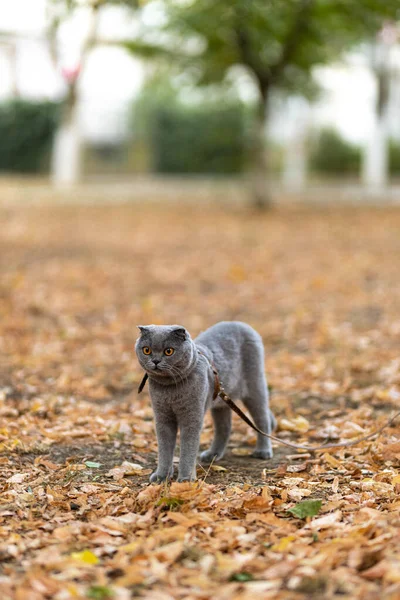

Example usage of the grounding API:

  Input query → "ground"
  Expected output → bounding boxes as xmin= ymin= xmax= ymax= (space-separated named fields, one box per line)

xmin=0 ymin=201 xmax=400 ymax=600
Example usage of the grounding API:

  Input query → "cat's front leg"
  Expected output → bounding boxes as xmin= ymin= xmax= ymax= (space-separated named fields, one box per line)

xmin=177 ymin=420 xmax=202 ymax=481
xmin=150 ymin=414 xmax=177 ymax=483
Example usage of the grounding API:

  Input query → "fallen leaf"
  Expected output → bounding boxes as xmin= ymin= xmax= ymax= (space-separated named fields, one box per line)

xmin=279 ymin=416 xmax=310 ymax=432
xmin=288 ymin=499 xmax=322 ymax=519
xmin=70 ymin=550 xmax=99 ymax=565
xmin=309 ymin=510 xmax=343 ymax=531
xmin=271 ymin=536 xmax=297 ymax=552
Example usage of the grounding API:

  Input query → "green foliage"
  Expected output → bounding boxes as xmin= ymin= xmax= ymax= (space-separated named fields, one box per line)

xmin=132 ymin=74 xmax=247 ymax=175
xmin=311 ymin=131 xmax=400 ymax=177
xmin=0 ymin=99 xmax=60 ymax=173
xmin=126 ymin=0 xmax=400 ymax=205
xmin=230 ymin=572 xmax=254 ymax=582
xmin=288 ymin=499 xmax=322 ymax=519
xmin=310 ymin=128 xmax=361 ymax=175
xmin=86 ymin=586 xmax=114 ymax=600
xmin=151 ymin=103 xmax=246 ymax=175
xmin=156 ymin=496 xmax=185 ymax=510
xmin=127 ymin=0 xmax=400 ymax=98
xmin=389 ymin=139 xmax=400 ymax=175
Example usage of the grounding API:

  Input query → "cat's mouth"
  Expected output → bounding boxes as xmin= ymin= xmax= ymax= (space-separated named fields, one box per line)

xmin=148 ymin=365 xmax=166 ymax=375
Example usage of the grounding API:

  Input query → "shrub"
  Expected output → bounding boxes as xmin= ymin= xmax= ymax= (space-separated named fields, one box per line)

xmin=131 ymin=75 xmax=247 ymax=175
xmin=0 ymin=99 xmax=61 ymax=173
xmin=389 ymin=139 xmax=400 ymax=175
xmin=310 ymin=128 xmax=361 ymax=175
xmin=150 ymin=103 xmax=246 ymax=175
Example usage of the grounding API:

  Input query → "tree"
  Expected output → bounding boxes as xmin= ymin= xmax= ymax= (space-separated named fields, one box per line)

xmin=47 ymin=0 xmax=140 ymax=186
xmin=126 ymin=0 xmax=400 ymax=207
xmin=362 ymin=24 xmax=398 ymax=190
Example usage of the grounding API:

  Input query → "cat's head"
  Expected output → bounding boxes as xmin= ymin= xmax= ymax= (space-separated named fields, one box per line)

xmin=135 ymin=325 xmax=194 ymax=377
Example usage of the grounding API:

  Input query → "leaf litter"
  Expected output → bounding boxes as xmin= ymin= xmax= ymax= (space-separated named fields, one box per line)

xmin=0 ymin=202 xmax=399 ymax=599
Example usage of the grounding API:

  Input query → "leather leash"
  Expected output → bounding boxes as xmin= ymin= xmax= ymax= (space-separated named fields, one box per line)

xmin=138 ymin=356 xmax=400 ymax=453
xmin=215 ymin=382 xmax=400 ymax=452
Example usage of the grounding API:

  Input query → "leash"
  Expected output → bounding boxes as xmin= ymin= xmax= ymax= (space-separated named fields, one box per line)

xmin=138 ymin=355 xmax=400 ymax=452
xmin=216 ymin=382 xmax=400 ymax=452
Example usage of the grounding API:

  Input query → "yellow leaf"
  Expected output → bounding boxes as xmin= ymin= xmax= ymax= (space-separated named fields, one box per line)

xmin=271 ymin=535 xmax=296 ymax=552
xmin=228 ymin=264 xmax=246 ymax=282
xmin=392 ymin=475 xmax=400 ymax=485
xmin=66 ymin=584 xmax=80 ymax=598
xmin=31 ymin=400 xmax=44 ymax=412
xmin=231 ymin=448 xmax=251 ymax=456
xmin=118 ymin=541 xmax=141 ymax=554
xmin=279 ymin=416 xmax=310 ymax=433
xmin=70 ymin=550 xmax=98 ymax=565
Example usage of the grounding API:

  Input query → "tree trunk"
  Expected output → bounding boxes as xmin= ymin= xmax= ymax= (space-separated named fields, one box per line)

xmin=8 ymin=42 xmax=20 ymax=98
xmin=51 ymin=85 xmax=82 ymax=187
xmin=362 ymin=38 xmax=391 ymax=191
xmin=362 ymin=106 xmax=389 ymax=190
xmin=282 ymin=97 xmax=308 ymax=191
xmin=248 ymin=86 xmax=272 ymax=210
xmin=49 ymin=4 xmax=99 ymax=187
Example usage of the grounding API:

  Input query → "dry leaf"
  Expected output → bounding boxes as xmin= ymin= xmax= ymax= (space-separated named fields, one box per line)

xmin=279 ymin=416 xmax=310 ymax=432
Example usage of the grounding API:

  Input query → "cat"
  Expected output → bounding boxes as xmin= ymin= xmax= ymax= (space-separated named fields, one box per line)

xmin=135 ymin=321 xmax=276 ymax=482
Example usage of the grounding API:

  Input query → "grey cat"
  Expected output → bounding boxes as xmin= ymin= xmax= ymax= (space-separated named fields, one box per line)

xmin=135 ymin=321 xmax=276 ymax=482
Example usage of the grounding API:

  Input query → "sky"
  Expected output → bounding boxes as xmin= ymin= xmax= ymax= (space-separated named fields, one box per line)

xmin=0 ymin=0 xmax=399 ymax=144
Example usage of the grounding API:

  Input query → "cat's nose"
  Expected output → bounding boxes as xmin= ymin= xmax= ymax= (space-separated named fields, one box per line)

xmin=153 ymin=359 xmax=161 ymax=366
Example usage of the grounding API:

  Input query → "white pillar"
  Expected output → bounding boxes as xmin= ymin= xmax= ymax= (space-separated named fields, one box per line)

xmin=51 ymin=103 xmax=82 ymax=187
xmin=362 ymin=110 xmax=389 ymax=189
xmin=362 ymin=26 xmax=397 ymax=191
xmin=282 ymin=97 xmax=309 ymax=190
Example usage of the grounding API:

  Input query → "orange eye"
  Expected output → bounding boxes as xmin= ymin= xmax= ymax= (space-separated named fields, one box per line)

xmin=164 ymin=348 xmax=174 ymax=356
xmin=142 ymin=347 xmax=152 ymax=355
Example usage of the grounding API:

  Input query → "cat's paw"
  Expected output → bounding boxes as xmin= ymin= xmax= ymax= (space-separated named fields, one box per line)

xmin=149 ymin=472 xmax=167 ymax=483
xmin=149 ymin=467 xmax=174 ymax=483
xmin=251 ymin=448 xmax=273 ymax=460
xmin=177 ymin=476 xmax=196 ymax=482
xmin=200 ymin=450 xmax=221 ymax=464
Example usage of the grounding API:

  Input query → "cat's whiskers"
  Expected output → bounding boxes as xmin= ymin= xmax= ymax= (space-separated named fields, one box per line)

xmin=167 ymin=364 xmax=187 ymax=388
xmin=164 ymin=365 xmax=179 ymax=387
xmin=172 ymin=364 xmax=189 ymax=388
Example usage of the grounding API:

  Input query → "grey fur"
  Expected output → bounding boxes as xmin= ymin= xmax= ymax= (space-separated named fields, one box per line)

xmin=135 ymin=321 xmax=276 ymax=482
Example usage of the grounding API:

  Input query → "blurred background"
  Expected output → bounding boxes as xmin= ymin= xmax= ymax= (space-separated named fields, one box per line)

xmin=1 ymin=0 xmax=400 ymax=206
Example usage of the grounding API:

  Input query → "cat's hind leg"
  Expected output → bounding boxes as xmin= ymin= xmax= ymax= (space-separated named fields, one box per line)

xmin=243 ymin=381 xmax=275 ymax=460
xmin=269 ymin=408 xmax=277 ymax=432
xmin=200 ymin=405 xmax=232 ymax=463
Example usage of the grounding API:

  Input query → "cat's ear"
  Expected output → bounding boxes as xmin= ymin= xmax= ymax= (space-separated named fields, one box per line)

xmin=137 ymin=326 xmax=148 ymax=335
xmin=171 ymin=326 xmax=187 ymax=341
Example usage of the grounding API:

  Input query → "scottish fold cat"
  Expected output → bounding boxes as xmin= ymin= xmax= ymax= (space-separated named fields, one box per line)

xmin=135 ymin=321 xmax=276 ymax=482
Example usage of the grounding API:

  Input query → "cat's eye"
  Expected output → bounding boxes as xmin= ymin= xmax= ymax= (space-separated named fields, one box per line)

xmin=164 ymin=348 xmax=174 ymax=356
xmin=142 ymin=347 xmax=152 ymax=355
